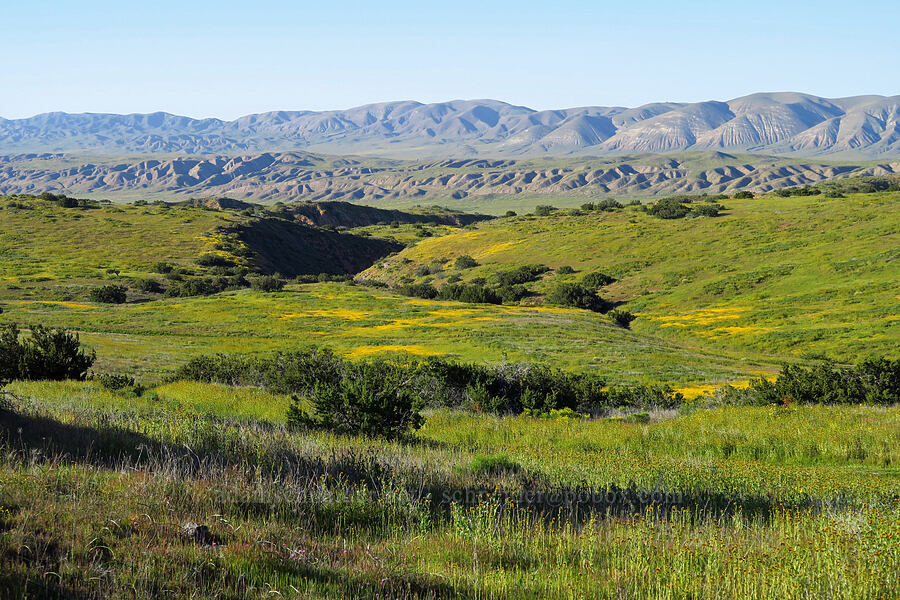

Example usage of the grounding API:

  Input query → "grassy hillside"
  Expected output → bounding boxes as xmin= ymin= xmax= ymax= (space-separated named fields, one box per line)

xmin=0 ymin=283 xmax=764 ymax=387
xmin=1 ymin=381 xmax=897 ymax=599
xmin=363 ymin=191 xmax=900 ymax=363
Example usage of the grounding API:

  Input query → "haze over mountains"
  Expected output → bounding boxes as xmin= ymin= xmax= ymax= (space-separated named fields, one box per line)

xmin=2 ymin=93 xmax=900 ymax=159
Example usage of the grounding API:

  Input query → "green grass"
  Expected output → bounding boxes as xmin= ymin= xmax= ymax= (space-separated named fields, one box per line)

xmin=365 ymin=192 xmax=900 ymax=364
xmin=1 ymin=381 xmax=897 ymax=599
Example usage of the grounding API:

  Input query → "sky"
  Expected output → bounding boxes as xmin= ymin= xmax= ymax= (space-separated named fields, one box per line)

xmin=2 ymin=0 xmax=898 ymax=119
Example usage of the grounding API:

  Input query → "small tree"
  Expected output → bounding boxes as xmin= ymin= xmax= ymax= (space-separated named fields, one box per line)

xmin=0 ymin=323 xmax=95 ymax=382
xmin=534 ymin=205 xmax=557 ymax=217
xmin=454 ymin=255 xmax=478 ymax=269
xmin=287 ymin=360 xmax=424 ymax=439
xmin=546 ymin=283 xmax=608 ymax=312
xmin=733 ymin=190 xmax=754 ymax=199
xmin=250 ymin=275 xmax=286 ymax=292
xmin=608 ymin=309 xmax=637 ymax=329
xmin=89 ymin=285 xmax=127 ymax=304
xmin=581 ymin=271 xmax=615 ymax=289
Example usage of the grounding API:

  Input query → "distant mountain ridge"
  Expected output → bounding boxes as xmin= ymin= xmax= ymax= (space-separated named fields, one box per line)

xmin=2 ymin=93 xmax=899 ymax=158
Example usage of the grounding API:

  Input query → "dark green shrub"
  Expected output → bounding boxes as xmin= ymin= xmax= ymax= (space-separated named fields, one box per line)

xmin=504 ymin=210 xmax=517 ymax=217
xmin=0 ymin=323 xmax=95 ymax=382
xmin=250 ymin=275 xmax=285 ymax=292
xmin=89 ymin=285 xmax=127 ymax=304
xmin=580 ymin=202 xmax=596 ymax=211
xmin=415 ymin=228 xmax=432 ymax=238
xmin=647 ymin=198 xmax=691 ymax=219
xmin=95 ymin=372 xmax=136 ymax=390
xmin=609 ymin=309 xmax=636 ymax=328
xmin=557 ymin=265 xmax=576 ymax=275
xmin=137 ymin=279 xmax=165 ymax=294
xmin=437 ymin=283 xmax=501 ymax=304
xmin=287 ymin=359 xmax=424 ymax=439
xmin=496 ymin=284 xmax=529 ymax=304
xmin=196 ymin=253 xmax=235 ymax=268
xmin=454 ymin=255 xmax=478 ymax=269
xmin=152 ymin=262 xmax=174 ymax=274
xmin=546 ymin=283 xmax=608 ymax=312
xmin=580 ymin=271 xmax=615 ymax=289
xmin=693 ymin=203 xmax=720 ymax=217
xmin=397 ymin=283 xmax=438 ymax=299
xmin=491 ymin=264 xmax=549 ymax=286
xmin=733 ymin=191 xmax=754 ymax=199
xmin=534 ymin=205 xmax=557 ymax=216
xmin=595 ymin=198 xmax=623 ymax=211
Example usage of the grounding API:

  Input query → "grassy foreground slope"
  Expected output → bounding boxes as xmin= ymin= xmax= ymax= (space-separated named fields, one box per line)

xmin=364 ymin=191 xmax=900 ymax=363
xmin=1 ymin=381 xmax=897 ymax=599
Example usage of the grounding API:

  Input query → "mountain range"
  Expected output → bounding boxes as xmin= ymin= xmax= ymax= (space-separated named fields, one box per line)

xmin=2 ymin=93 xmax=899 ymax=159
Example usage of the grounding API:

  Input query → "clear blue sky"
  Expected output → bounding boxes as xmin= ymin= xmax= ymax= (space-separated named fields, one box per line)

xmin=3 ymin=0 xmax=898 ymax=119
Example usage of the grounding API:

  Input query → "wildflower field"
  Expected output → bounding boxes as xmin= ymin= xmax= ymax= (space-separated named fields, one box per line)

xmin=1 ymin=380 xmax=897 ymax=599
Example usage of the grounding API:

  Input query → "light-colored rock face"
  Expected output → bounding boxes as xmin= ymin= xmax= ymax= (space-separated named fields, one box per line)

xmin=2 ymin=151 xmax=897 ymax=203
xmin=1 ymin=94 xmax=899 ymax=158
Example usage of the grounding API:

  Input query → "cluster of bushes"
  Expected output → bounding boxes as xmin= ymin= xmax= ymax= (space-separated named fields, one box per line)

xmin=581 ymin=199 xmax=623 ymax=211
xmin=491 ymin=264 xmax=549 ymax=286
xmin=719 ymin=358 xmax=900 ymax=406
xmin=396 ymin=282 xmax=503 ymax=304
xmin=546 ymin=283 xmax=610 ymax=312
xmin=174 ymin=350 xmax=686 ymax=435
xmin=0 ymin=324 xmax=95 ymax=385
xmin=774 ymin=186 xmax=821 ymax=198
xmin=646 ymin=197 xmax=723 ymax=219
xmin=90 ymin=284 xmax=128 ymax=304
xmin=39 ymin=192 xmax=101 ymax=209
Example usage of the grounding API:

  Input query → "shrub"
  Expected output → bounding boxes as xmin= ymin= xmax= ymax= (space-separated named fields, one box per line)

xmin=397 ymin=282 xmax=438 ymax=299
xmin=504 ymin=210 xmax=517 ymax=217
xmin=196 ymin=254 xmax=235 ymax=268
xmin=0 ymin=323 xmax=95 ymax=382
xmin=454 ymin=255 xmax=478 ymax=269
xmin=608 ymin=309 xmax=636 ymax=328
xmin=735 ymin=358 xmax=900 ymax=406
xmin=647 ymin=198 xmax=691 ymax=219
xmin=557 ymin=265 xmax=576 ymax=275
xmin=595 ymin=198 xmax=623 ymax=211
xmin=95 ymin=372 xmax=136 ymax=390
xmin=733 ymin=190 xmax=754 ymax=199
xmin=152 ymin=262 xmax=174 ymax=274
xmin=415 ymin=228 xmax=432 ymax=238
xmin=437 ymin=283 xmax=501 ymax=304
xmin=249 ymin=275 xmax=285 ymax=292
xmin=491 ymin=264 xmax=549 ymax=286
xmin=580 ymin=271 xmax=615 ymax=289
xmin=534 ymin=205 xmax=557 ymax=216
xmin=496 ymin=284 xmax=529 ymax=304
xmin=89 ymin=285 xmax=127 ymax=304
xmin=137 ymin=278 xmax=165 ymax=294
xmin=287 ymin=359 xmax=424 ymax=439
xmin=693 ymin=203 xmax=720 ymax=217
xmin=546 ymin=283 xmax=609 ymax=312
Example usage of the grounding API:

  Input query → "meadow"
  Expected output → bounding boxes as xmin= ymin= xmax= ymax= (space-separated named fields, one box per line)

xmin=1 ymin=380 xmax=897 ymax=599
xmin=1 ymin=188 xmax=898 ymax=598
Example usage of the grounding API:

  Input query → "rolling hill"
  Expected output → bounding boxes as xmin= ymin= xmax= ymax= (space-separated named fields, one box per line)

xmin=2 ymin=93 xmax=900 ymax=158
xmin=2 ymin=151 xmax=899 ymax=209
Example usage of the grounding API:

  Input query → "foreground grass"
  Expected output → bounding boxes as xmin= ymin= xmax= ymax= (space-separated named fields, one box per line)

xmin=1 ymin=381 xmax=897 ymax=599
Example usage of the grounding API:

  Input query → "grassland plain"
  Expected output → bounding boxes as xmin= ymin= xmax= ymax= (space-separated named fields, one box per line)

xmin=364 ymin=191 xmax=900 ymax=365
xmin=0 ymin=380 xmax=897 ymax=599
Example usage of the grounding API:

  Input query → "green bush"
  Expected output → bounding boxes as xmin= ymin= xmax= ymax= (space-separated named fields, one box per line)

xmin=580 ymin=271 xmax=615 ymax=289
xmin=454 ymin=255 xmax=478 ymax=269
xmin=496 ymin=284 xmax=529 ymax=303
xmin=152 ymin=262 xmax=174 ymax=274
xmin=504 ymin=210 xmax=517 ymax=217
xmin=137 ymin=278 xmax=165 ymax=294
xmin=723 ymin=358 xmax=900 ymax=406
xmin=546 ymin=283 xmax=608 ymax=312
xmin=287 ymin=359 xmax=424 ymax=439
xmin=397 ymin=282 xmax=438 ymax=299
xmin=693 ymin=203 xmax=720 ymax=217
xmin=491 ymin=264 xmax=549 ymax=286
xmin=534 ymin=205 xmax=557 ymax=216
xmin=249 ymin=275 xmax=285 ymax=292
xmin=557 ymin=265 xmax=576 ymax=275
xmin=437 ymin=283 xmax=501 ymax=304
xmin=733 ymin=190 xmax=754 ymax=199
xmin=196 ymin=254 xmax=235 ymax=268
xmin=647 ymin=198 xmax=691 ymax=219
xmin=609 ymin=309 xmax=636 ymax=328
xmin=89 ymin=285 xmax=127 ymax=304
xmin=0 ymin=323 xmax=95 ymax=382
